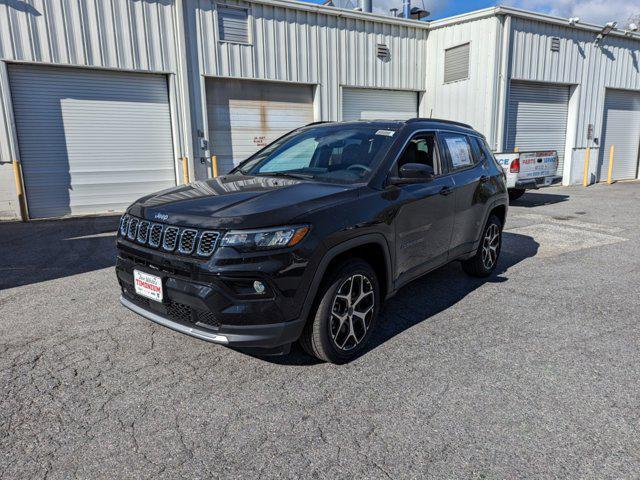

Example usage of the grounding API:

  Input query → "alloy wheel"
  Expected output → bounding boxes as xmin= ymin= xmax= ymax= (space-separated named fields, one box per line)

xmin=481 ymin=223 xmax=500 ymax=270
xmin=329 ymin=274 xmax=375 ymax=351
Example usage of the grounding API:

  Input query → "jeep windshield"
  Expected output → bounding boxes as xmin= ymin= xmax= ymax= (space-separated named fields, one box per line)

xmin=232 ymin=124 xmax=399 ymax=184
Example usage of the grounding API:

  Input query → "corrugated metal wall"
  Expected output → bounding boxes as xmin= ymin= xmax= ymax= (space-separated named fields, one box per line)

xmin=192 ymin=0 xmax=428 ymax=122
xmin=0 ymin=0 xmax=188 ymax=219
xmin=423 ymin=16 xmax=501 ymax=147
xmin=0 ymin=0 xmax=179 ymax=72
xmin=510 ymin=17 xmax=640 ymax=151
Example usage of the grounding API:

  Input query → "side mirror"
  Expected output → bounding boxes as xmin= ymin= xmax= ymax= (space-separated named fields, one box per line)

xmin=389 ymin=163 xmax=434 ymax=185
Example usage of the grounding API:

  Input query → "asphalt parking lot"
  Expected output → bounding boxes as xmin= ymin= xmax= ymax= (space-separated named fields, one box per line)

xmin=1 ymin=183 xmax=639 ymax=479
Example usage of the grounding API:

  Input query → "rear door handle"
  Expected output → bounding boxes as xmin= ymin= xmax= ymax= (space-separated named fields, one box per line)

xmin=439 ymin=186 xmax=453 ymax=196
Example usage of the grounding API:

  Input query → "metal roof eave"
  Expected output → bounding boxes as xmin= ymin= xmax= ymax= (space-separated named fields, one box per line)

xmin=429 ymin=5 xmax=640 ymax=42
xmin=224 ymin=0 xmax=640 ymax=41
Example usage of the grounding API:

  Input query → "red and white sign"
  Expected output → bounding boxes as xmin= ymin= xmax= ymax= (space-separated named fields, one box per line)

xmin=134 ymin=270 xmax=163 ymax=302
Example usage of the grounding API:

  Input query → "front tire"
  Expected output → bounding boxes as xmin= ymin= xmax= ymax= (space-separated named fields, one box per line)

xmin=300 ymin=259 xmax=379 ymax=364
xmin=461 ymin=214 xmax=502 ymax=278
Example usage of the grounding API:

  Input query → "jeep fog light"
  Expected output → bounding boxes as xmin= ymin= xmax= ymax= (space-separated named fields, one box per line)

xmin=253 ymin=281 xmax=266 ymax=294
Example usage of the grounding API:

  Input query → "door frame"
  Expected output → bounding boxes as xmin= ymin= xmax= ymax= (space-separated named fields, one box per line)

xmin=3 ymin=61 xmax=180 ymax=220
xmin=339 ymin=85 xmax=420 ymax=122
xmin=596 ymin=87 xmax=640 ymax=182
xmin=201 ymin=75 xmax=320 ymax=177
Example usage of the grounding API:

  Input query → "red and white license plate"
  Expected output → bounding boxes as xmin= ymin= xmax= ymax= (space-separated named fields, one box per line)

xmin=134 ymin=270 xmax=163 ymax=302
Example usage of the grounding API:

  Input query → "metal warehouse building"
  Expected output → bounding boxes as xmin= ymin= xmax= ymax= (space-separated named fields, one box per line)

xmin=1 ymin=0 xmax=639 ymax=220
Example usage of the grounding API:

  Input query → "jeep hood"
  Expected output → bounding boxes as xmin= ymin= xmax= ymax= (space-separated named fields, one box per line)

xmin=128 ymin=175 xmax=360 ymax=229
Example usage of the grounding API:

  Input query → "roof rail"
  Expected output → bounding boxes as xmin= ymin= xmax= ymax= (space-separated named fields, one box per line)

xmin=406 ymin=118 xmax=473 ymax=129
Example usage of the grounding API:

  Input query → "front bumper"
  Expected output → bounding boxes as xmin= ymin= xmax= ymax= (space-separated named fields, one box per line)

xmin=115 ymin=241 xmax=311 ymax=350
xmin=120 ymin=295 xmax=305 ymax=350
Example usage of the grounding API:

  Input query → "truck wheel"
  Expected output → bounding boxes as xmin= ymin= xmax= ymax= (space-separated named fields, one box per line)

xmin=461 ymin=215 xmax=502 ymax=278
xmin=300 ymin=259 xmax=380 ymax=364
xmin=508 ymin=188 xmax=526 ymax=201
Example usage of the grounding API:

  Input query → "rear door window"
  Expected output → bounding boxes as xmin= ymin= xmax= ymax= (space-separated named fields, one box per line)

xmin=439 ymin=133 xmax=474 ymax=171
xmin=469 ymin=136 xmax=488 ymax=164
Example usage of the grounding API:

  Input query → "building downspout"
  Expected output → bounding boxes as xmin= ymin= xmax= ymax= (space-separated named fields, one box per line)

xmin=173 ymin=0 xmax=195 ymax=182
xmin=494 ymin=14 xmax=511 ymax=151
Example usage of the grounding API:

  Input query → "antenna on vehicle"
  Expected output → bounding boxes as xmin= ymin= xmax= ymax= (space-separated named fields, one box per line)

xmin=429 ymin=108 xmax=433 ymax=118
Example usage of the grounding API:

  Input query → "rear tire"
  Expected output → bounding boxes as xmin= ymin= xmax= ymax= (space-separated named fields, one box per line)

xmin=300 ymin=259 xmax=379 ymax=364
xmin=508 ymin=188 xmax=526 ymax=201
xmin=462 ymin=215 xmax=502 ymax=278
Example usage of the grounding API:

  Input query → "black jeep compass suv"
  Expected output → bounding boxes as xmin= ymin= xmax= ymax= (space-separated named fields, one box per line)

xmin=116 ymin=119 xmax=508 ymax=363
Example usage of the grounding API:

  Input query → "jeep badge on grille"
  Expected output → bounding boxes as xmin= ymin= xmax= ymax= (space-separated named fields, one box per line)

xmin=154 ymin=213 xmax=169 ymax=221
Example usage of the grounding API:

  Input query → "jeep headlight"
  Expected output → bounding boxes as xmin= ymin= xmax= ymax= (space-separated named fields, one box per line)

xmin=221 ymin=225 xmax=310 ymax=251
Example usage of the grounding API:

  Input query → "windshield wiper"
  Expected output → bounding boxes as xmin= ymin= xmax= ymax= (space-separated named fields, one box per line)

xmin=254 ymin=172 xmax=314 ymax=180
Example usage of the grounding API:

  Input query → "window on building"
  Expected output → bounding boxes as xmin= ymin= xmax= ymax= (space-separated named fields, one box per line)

xmin=444 ymin=43 xmax=470 ymax=83
xmin=218 ymin=5 xmax=250 ymax=44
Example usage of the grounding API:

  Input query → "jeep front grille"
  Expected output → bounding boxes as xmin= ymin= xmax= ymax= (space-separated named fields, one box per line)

xmin=197 ymin=231 xmax=220 ymax=257
xmin=162 ymin=226 xmax=180 ymax=251
xmin=148 ymin=224 xmax=163 ymax=248
xmin=137 ymin=221 xmax=150 ymax=244
xmin=178 ymin=229 xmax=198 ymax=254
xmin=127 ymin=217 xmax=139 ymax=240
xmin=119 ymin=215 xmax=221 ymax=259
xmin=120 ymin=215 xmax=130 ymax=236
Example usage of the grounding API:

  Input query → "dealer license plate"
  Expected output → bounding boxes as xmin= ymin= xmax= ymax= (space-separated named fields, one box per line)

xmin=134 ymin=270 xmax=163 ymax=302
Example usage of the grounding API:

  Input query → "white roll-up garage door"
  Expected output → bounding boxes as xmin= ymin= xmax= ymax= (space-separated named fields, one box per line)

xmin=507 ymin=81 xmax=569 ymax=177
xmin=9 ymin=65 xmax=176 ymax=219
xmin=206 ymin=79 xmax=314 ymax=174
xmin=597 ymin=89 xmax=640 ymax=182
xmin=342 ymin=88 xmax=418 ymax=121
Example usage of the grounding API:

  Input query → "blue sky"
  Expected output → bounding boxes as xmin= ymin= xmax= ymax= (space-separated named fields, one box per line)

xmin=302 ymin=0 xmax=639 ymax=26
xmin=430 ymin=0 xmax=496 ymax=20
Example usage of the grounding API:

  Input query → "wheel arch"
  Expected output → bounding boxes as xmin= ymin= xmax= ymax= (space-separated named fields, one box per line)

xmin=299 ymin=234 xmax=393 ymax=326
xmin=469 ymin=197 xmax=508 ymax=254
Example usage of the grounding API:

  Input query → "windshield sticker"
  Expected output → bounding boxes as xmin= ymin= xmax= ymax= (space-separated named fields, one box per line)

xmin=375 ymin=130 xmax=395 ymax=137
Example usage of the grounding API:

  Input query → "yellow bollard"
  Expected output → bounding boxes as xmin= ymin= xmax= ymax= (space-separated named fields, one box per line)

xmin=181 ymin=157 xmax=190 ymax=184
xmin=514 ymin=147 xmax=520 ymax=153
xmin=582 ymin=147 xmax=591 ymax=187
xmin=12 ymin=160 xmax=28 ymax=221
xmin=607 ymin=145 xmax=615 ymax=185
xmin=211 ymin=155 xmax=219 ymax=178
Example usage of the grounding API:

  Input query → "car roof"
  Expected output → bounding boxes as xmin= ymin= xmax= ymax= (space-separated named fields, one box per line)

xmin=308 ymin=118 xmax=478 ymax=135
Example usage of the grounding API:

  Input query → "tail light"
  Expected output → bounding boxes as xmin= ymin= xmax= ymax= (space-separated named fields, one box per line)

xmin=510 ymin=157 xmax=520 ymax=173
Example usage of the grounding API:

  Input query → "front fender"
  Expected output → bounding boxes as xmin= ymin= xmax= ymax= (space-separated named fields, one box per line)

xmin=297 ymin=233 xmax=394 ymax=326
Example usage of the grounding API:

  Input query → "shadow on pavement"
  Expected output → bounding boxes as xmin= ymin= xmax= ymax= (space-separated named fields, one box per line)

xmin=511 ymin=191 xmax=569 ymax=207
xmin=0 ymin=216 xmax=119 ymax=290
xmin=266 ymin=231 xmax=539 ymax=366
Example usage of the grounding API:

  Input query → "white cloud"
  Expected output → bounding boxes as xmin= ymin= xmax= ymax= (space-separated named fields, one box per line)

xmin=505 ymin=0 xmax=639 ymax=27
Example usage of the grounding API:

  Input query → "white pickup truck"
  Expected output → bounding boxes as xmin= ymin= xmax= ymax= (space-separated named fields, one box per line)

xmin=494 ymin=150 xmax=562 ymax=201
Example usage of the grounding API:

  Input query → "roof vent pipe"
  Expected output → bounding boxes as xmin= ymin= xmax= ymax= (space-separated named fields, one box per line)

xmin=402 ymin=0 xmax=411 ymax=18
xmin=359 ymin=0 xmax=372 ymax=13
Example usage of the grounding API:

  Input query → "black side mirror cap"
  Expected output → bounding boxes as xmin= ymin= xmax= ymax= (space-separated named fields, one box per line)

xmin=389 ymin=163 xmax=434 ymax=185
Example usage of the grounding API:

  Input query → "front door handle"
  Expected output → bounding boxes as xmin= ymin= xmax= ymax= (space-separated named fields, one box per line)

xmin=439 ymin=186 xmax=453 ymax=196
